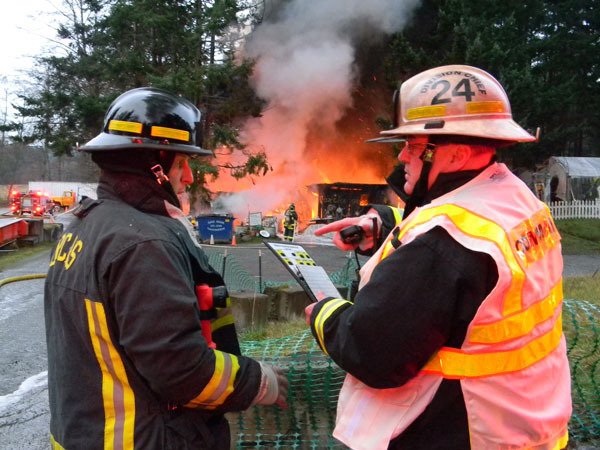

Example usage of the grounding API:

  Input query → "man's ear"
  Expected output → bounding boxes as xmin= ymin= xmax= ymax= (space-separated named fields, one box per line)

xmin=447 ymin=145 xmax=472 ymax=170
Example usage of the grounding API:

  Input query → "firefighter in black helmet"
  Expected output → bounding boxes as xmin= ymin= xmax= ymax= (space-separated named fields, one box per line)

xmin=44 ymin=87 xmax=288 ymax=450
xmin=283 ymin=203 xmax=298 ymax=241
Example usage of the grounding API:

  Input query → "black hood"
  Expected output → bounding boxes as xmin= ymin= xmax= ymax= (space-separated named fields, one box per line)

xmin=386 ymin=163 xmax=491 ymax=219
xmin=92 ymin=149 xmax=181 ymax=209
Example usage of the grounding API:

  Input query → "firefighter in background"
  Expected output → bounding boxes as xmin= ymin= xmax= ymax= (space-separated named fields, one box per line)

xmin=283 ymin=203 xmax=298 ymax=241
xmin=44 ymin=87 xmax=287 ymax=450
xmin=309 ymin=66 xmax=571 ymax=449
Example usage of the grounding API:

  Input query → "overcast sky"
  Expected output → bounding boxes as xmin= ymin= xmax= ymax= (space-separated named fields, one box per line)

xmin=1 ymin=0 xmax=61 ymax=123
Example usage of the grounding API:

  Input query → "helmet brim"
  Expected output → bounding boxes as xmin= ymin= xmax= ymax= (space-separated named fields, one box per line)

xmin=380 ymin=118 xmax=536 ymax=143
xmin=80 ymin=132 xmax=213 ymax=156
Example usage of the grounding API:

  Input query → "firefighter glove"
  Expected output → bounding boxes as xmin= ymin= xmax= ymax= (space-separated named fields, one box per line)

xmin=252 ymin=363 xmax=289 ymax=409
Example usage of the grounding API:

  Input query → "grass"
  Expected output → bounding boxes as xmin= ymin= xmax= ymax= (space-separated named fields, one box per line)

xmin=239 ymin=319 xmax=308 ymax=342
xmin=0 ymin=241 xmax=54 ymax=272
xmin=555 ymin=219 xmax=600 ymax=255
xmin=563 ymin=275 xmax=600 ymax=306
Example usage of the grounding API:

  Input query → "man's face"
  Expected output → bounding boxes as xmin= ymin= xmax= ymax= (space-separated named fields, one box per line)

xmin=168 ymin=153 xmax=194 ymax=195
xmin=397 ymin=136 xmax=430 ymax=196
xmin=397 ymin=136 xmax=461 ymax=195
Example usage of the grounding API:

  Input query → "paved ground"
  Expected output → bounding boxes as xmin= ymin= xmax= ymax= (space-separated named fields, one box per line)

xmin=203 ymin=239 xmax=364 ymax=283
xmin=205 ymin=237 xmax=600 ymax=283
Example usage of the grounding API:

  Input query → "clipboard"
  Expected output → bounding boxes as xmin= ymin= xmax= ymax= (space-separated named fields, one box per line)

xmin=263 ymin=241 xmax=343 ymax=302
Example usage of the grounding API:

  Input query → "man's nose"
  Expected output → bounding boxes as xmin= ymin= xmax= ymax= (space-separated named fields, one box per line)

xmin=398 ymin=146 xmax=411 ymax=163
xmin=182 ymin=161 xmax=194 ymax=185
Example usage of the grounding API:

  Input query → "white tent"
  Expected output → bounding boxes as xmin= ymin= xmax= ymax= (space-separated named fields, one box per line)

xmin=545 ymin=156 xmax=600 ymax=202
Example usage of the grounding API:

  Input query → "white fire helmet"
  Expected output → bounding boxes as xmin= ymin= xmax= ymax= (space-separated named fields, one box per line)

xmin=380 ymin=65 xmax=535 ymax=143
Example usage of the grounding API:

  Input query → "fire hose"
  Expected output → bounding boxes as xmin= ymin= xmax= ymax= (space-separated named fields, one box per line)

xmin=0 ymin=273 xmax=47 ymax=288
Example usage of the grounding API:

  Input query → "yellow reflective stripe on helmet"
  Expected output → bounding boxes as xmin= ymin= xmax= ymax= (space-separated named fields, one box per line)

xmin=314 ymin=298 xmax=352 ymax=355
xmin=150 ymin=125 xmax=190 ymax=142
xmin=185 ymin=350 xmax=240 ymax=409
xmin=398 ymin=204 xmax=526 ymax=315
xmin=469 ymin=282 xmax=563 ymax=344
xmin=423 ymin=314 xmax=563 ymax=378
xmin=108 ymin=119 xmax=143 ymax=134
xmin=465 ymin=101 xmax=505 ymax=114
xmin=85 ymin=299 xmax=135 ymax=450
xmin=407 ymin=105 xmax=446 ymax=120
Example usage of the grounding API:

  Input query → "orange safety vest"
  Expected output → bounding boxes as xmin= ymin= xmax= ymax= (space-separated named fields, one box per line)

xmin=334 ymin=163 xmax=572 ymax=450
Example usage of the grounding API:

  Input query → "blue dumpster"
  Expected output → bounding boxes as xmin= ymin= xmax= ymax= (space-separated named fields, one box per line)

xmin=196 ymin=214 xmax=235 ymax=243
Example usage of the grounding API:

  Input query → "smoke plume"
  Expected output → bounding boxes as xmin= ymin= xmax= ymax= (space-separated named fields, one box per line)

xmin=209 ymin=0 xmax=420 ymax=223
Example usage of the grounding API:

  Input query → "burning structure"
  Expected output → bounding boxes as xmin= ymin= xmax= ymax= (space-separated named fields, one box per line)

xmin=204 ymin=0 xmax=419 ymax=230
xmin=309 ymin=182 xmax=394 ymax=221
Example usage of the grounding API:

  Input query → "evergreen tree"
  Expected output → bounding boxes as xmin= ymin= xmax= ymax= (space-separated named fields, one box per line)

xmin=380 ymin=0 xmax=599 ymax=167
xmin=15 ymin=0 xmax=268 ymax=188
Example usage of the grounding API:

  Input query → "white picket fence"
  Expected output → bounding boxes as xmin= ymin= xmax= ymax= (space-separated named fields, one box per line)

xmin=548 ymin=199 xmax=600 ymax=220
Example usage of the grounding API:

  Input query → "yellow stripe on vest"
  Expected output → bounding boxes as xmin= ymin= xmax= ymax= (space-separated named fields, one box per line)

xmin=85 ymin=299 xmax=135 ymax=450
xmin=396 ymin=204 xmax=526 ymax=315
xmin=469 ymin=282 xmax=563 ymax=344
xmin=390 ymin=206 xmax=403 ymax=226
xmin=314 ymin=298 xmax=352 ymax=356
xmin=553 ymin=430 xmax=569 ymax=450
xmin=185 ymin=350 xmax=240 ymax=409
xmin=422 ymin=315 xmax=563 ymax=378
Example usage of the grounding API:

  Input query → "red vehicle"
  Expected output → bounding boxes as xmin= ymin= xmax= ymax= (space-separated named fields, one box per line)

xmin=8 ymin=190 xmax=22 ymax=215
xmin=11 ymin=190 xmax=54 ymax=216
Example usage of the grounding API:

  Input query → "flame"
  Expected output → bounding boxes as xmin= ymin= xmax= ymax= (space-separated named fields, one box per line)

xmin=205 ymin=119 xmax=397 ymax=230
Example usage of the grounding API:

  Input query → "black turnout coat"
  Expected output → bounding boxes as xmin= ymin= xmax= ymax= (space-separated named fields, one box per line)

xmin=45 ymin=171 xmax=261 ymax=449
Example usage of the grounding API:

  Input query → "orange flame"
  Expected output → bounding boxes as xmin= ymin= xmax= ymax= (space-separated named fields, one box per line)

xmin=206 ymin=113 xmax=398 ymax=228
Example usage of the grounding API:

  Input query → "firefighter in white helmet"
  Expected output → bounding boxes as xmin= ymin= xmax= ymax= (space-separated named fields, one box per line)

xmin=309 ymin=65 xmax=572 ymax=449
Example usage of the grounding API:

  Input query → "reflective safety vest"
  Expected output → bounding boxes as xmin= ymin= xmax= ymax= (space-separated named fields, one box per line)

xmin=333 ymin=163 xmax=572 ymax=450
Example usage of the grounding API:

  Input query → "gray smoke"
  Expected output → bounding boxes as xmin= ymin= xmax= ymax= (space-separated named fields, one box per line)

xmin=212 ymin=0 xmax=420 ymax=222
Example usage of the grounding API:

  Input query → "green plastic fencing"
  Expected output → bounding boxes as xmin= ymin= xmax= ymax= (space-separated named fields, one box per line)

xmin=563 ymin=299 xmax=600 ymax=446
xmin=200 ymin=248 xmax=600 ymax=448
xmin=229 ymin=330 xmax=346 ymax=449
xmin=230 ymin=299 xmax=599 ymax=449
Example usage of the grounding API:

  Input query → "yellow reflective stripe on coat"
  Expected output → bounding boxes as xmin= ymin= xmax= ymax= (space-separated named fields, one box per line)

xmin=398 ymin=204 xmax=526 ymax=315
xmin=50 ymin=434 xmax=66 ymax=450
xmin=314 ymin=298 xmax=352 ymax=356
xmin=211 ymin=312 xmax=235 ymax=332
xmin=469 ymin=282 xmax=563 ymax=344
xmin=185 ymin=350 xmax=240 ymax=409
xmin=85 ymin=299 xmax=135 ymax=450
xmin=422 ymin=315 xmax=563 ymax=378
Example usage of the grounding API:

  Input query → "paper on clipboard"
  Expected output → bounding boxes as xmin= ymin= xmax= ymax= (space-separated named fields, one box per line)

xmin=263 ymin=241 xmax=342 ymax=302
